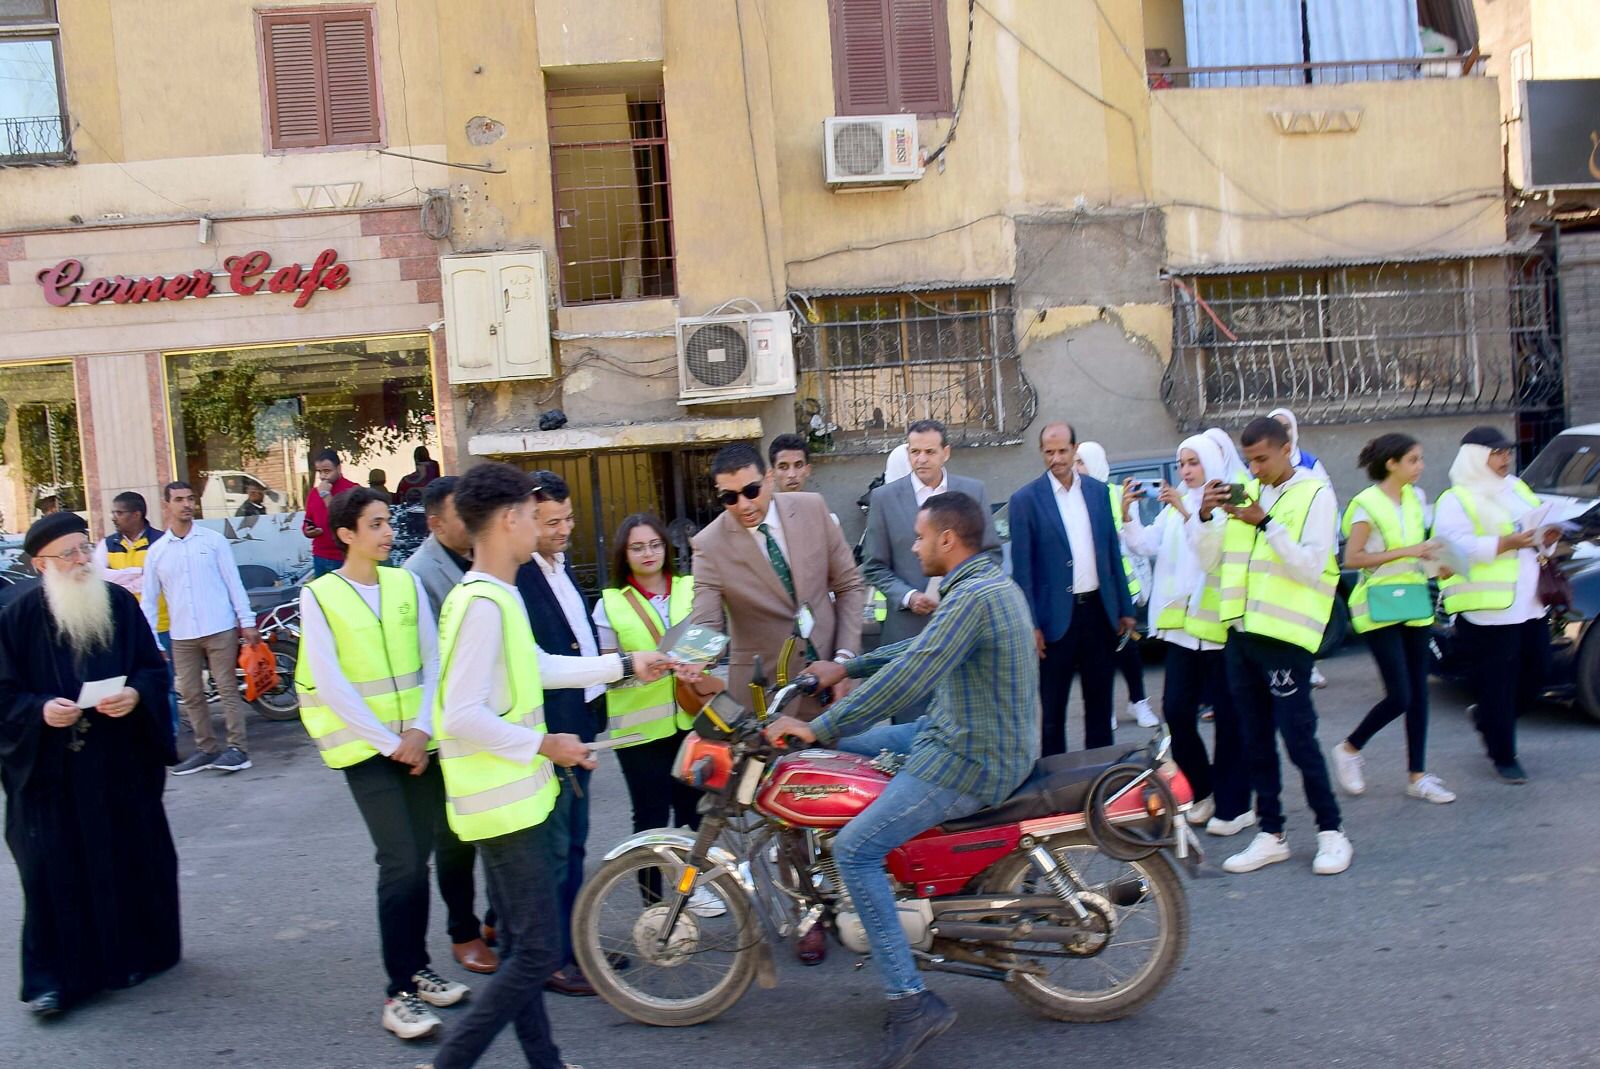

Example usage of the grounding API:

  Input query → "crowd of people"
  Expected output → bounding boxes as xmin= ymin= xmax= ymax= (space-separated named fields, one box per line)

xmin=0 ymin=410 xmax=1567 ymax=1069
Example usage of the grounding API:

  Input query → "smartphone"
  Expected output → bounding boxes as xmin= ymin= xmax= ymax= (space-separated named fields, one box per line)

xmin=1226 ymin=483 xmax=1250 ymax=507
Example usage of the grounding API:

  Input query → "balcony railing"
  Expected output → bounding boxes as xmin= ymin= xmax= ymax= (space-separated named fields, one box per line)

xmin=0 ymin=114 xmax=71 ymax=164
xmin=1150 ymin=53 xmax=1486 ymax=90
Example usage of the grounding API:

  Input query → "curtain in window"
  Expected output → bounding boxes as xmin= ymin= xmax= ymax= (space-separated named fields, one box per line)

xmin=1182 ymin=0 xmax=1303 ymax=87
xmin=1306 ymin=0 xmax=1422 ymax=83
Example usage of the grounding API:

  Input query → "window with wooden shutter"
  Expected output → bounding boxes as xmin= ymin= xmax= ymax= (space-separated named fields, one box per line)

xmin=259 ymin=7 xmax=382 ymax=151
xmin=829 ymin=0 xmax=952 ymax=116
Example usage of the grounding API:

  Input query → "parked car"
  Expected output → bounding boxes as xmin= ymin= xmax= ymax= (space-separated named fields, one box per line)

xmin=200 ymin=471 xmax=286 ymax=517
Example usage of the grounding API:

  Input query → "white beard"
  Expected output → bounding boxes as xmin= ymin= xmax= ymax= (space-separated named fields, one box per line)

xmin=41 ymin=566 xmax=115 ymax=658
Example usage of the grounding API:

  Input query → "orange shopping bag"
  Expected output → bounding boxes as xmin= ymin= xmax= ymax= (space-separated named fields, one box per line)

xmin=239 ymin=641 xmax=280 ymax=703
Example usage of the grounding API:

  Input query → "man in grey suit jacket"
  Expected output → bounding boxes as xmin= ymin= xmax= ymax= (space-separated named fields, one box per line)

xmin=403 ymin=477 xmax=472 ymax=618
xmin=861 ymin=420 xmax=999 ymax=722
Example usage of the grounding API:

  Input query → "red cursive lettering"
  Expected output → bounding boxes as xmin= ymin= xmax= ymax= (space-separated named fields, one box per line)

xmin=40 ymin=249 xmax=346 ymax=307
xmin=35 ymin=259 xmax=84 ymax=306
xmin=190 ymin=268 xmax=216 ymax=297
xmin=267 ymin=264 xmax=302 ymax=295
xmin=321 ymin=262 xmax=350 ymax=292
xmin=225 ymin=250 xmax=272 ymax=295
xmin=162 ymin=274 xmax=194 ymax=300
xmin=293 ymin=248 xmax=337 ymax=308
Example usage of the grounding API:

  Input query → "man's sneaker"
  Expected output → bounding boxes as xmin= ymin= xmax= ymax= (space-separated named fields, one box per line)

xmin=411 ymin=967 xmax=469 ymax=1008
xmin=688 ymin=885 xmax=728 ymax=918
xmin=1129 ymin=700 xmax=1161 ymax=728
xmin=1312 ymin=830 xmax=1354 ymax=875
xmin=1223 ymin=832 xmax=1290 ymax=874
xmin=1494 ymin=762 xmax=1528 ymax=785
xmin=1206 ymin=811 xmax=1257 ymax=837
xmin=1406 ymin=773 xmax=1456 ymax=804
xmin=382 ymin=993 xmax=441 ymax=1040
xmin=1311 ymin=667 xmax=1329 ymax=689
xmin=1330 ymin=742 xmax=1365 ymax=795
xmin=868 ymin=990 xmax=957 ymax=1069
xmin=1185 ymin=795 xmax=1215 ymax=826
xmin=171 ymin=751 xmax=217 ymax=776
xmin=211 ymin=747 xmax=252 ymax=773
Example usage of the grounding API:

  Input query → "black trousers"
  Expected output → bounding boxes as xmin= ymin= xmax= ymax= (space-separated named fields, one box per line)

xmin=1117 ymin=637 xmax=1147 ymax=704
xmin=1346 ymin=625 xmax=1433 ymax=773
xmin=544 ymin=766 xmax=589 ymax=972
xmin=615 ymin=731 xmax=703 ymax=835
xmin=1162 ymin=643 xmax=1250 ymax=820
xmin=433 ymin=822 xmax=563 ymax=1069
xmin=343 ymin=756 xmax=475 ymax=996
xmin=1040 ymin=597 xmax=1116 ymax=756
xmin=433 ymin=806 xmax=484 ymax=945
xmin=1455 ymin=616 xmax=1550 ymax=766
xmin=1225 ymin=631 xmax=1342 ymax=836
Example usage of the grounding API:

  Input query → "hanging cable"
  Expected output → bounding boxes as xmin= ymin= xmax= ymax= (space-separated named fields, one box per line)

xmin=923 ymin=0 xmax=976 ymax=168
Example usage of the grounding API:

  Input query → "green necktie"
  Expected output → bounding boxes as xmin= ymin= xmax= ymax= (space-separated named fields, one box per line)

xmin=758 ymin=523 xmax=795 ymax=599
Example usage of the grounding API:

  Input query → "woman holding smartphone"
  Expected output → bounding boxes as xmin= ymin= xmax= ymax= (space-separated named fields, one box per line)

xmin=1327 ymin=435 xmax=1453 ymax=803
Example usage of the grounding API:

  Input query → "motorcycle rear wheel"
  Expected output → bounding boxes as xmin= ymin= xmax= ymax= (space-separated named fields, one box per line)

xmin=250 ymin=644 xmax=301 ymax=721
xmin=978 ymin=840 xmax=1187 ymax=1022
xmin=573 ymin=846 xmax=758 ymax=1027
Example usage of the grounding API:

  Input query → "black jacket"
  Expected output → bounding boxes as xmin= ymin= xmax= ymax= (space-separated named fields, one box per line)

xmin=514 ymin=558 xmax=605 ymax=741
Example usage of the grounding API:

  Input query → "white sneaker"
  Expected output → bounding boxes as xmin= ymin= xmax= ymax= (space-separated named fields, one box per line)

xmin=1330 ymin=742 xmax=1365 ymax=795
xmin=1205 ymin=810 xmax=1257 ymax=837
xmin=411 ymin=967 xmax=469 ymax=1008
xmin=688 ymin=884 xmax=728 ymax=918
xmin=1223 ymin=832 xmax=1290 ymax=873
xmin=1406 ymin=773 xmax=1456 ymax=804
xmin=1129 ymin=700 xmax=1161 ymax=728
xmin=1311 ymin=667 xmax=1328 ymax=689
xmin=383 ymin=993 xmax=442 ymax=1040
xmin=1312 ymin=829 xmax=1354 ymax=875
xmin=1186 ymin=795 xmax=1215 ymax=826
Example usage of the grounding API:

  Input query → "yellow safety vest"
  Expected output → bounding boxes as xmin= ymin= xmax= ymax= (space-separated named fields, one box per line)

xmin=1342 ymin=485 xmax=1433 ymax=634
xmin=871 ymin=589 xmax=888 ymax=623
xmin=105 ymin=528 xmax=169 ymax=632
xmin=601 ymin=577 xmax=695 ymax=746
xmin=1109 ymin=484 xmax=1142 ymax=600
xmin=295 ymin=569 xmax=427 ymax=769
xmin=434 ymin=579 xmax=558 ymax=842
xmin=1218 ymin=479 xmax=1338 ymax=653
xmin=1147 ymin=506 xmax=1228 ymax=645
xmin=1436 ymin=479 xmax=1541 ymax=615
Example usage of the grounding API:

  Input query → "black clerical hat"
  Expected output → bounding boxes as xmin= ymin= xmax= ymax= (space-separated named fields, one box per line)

xmin=23 ymin=511 xmax=89 ymax=558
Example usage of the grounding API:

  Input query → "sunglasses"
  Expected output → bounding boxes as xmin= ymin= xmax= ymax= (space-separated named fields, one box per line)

xmin=716 ymin=481 xmax=764 ymax=508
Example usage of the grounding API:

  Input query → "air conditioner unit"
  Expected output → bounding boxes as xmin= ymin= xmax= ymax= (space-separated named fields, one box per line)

xmin=824 ymin=115 xmax=923 ymax=190
xmin=677 ymin=310 xmax=796 ymax=404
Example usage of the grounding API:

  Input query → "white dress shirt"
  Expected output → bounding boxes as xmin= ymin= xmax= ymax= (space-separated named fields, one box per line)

xmin=1052 ymin=473 xmax=1100 ymax=593
xmin=536 ymin=552 xmax=604 ymax=701
xmin=298 ymin=572 xmax=439 ymax=756
xmin=1431 ymin=487 xmax=1544 ymax=626
xmin=142 ymin=524 xmax=254 ymax=641
xmin=912 ymin=471 xmax=949 ymax=507
xmin=440 ymin=571 xmax=625 ymax=764
xmin=749 ymin=501 xmax=788 ymax=561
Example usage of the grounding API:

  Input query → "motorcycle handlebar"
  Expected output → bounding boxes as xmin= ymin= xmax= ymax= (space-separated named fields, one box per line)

xmin=794 ymin=673 xmax=820 ymax=695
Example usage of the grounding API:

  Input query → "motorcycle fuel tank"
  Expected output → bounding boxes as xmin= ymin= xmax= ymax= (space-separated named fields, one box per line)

xmin=755 ymin=751 xmax=891 ymax=827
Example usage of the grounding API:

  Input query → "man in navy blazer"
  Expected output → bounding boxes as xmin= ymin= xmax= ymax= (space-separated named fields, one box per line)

xmin=1008 ymin=422 xmax=1137 ymax=755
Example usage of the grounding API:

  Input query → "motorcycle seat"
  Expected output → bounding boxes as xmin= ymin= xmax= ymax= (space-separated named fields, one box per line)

xmin=939 ymin=745 xmax=1145 ymax=833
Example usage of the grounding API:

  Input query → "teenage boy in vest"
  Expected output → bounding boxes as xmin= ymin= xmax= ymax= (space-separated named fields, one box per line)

xmin=427 ymin=462 xmax=673 ymax=1069
xmin=1197 ymin=417 xmax=1353 ymax=877
xmin=296 ymin=486 xmax=472 ymax=1041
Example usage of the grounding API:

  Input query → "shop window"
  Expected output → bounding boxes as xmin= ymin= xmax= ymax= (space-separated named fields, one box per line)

xmin=0 ymin=1 xmax=71 ymax=164
xmin=829 ymin=0 xmax=952 ymax=115
xmin=0 ymin=361 xmax=85 ymax=533
xmin=258 ymin=5 xmax=382 ymax=151
xmin=547 ymin=78 xmax=676 ymax=305
xmin=164 ymin=335 xmax=435 ymax=520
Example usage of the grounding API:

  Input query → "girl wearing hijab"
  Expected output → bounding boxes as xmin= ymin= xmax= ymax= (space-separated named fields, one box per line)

xmin=1119 ymin=435 xmax=1253 ymax=835
xmin=1077 ymin=442 xmax=1160 ymax=729
xmin=1327 ymin=434 xmax=1454 ymax=804
xmin=1431 ymin=426 xmax=1556 ymax=784
xmin=1268 ymin=408 xmax=1332 ymax=484
xmin=1203 ymin=427 xmax=1250 ymax=484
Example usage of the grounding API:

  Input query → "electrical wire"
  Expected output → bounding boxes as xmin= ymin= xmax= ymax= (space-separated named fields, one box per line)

xmin=733 ymin=0 xmax=781 ymax=302
xmin=923 ymin=0 xmax=975 ymax=168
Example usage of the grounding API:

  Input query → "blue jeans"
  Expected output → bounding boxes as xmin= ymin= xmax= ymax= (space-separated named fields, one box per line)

xmin=834 ymin=719 xmax=922 ymax=759
xmin=312 ymin=555 xmax=340 ymax=578
xmin=832 ymin=769 xmax=986 ymax=998
xmin=157 ymin=631 xmax=180 ymax=733
xmin=543 ymin=765 xmax=590 ymax=971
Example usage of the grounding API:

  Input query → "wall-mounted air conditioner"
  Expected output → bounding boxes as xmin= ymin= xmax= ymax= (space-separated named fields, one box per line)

xmin=824 ymin=114 xmax=923 ymax=190
xmin=677 ymin=309 xmax=795 ymax=404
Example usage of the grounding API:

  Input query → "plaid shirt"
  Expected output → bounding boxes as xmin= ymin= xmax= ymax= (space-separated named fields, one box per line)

xmin=812 ymin=553 xmax=1040 ymax=805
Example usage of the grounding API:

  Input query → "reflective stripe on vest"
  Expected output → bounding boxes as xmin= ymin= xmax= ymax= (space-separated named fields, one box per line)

xmin=1218 ymin=479 xmax=1337 ymax=652
xmin=601 ymin=576 xmax=695 ymax=746
xmin=1110 ymin=485 xmax=1142 ymax=599
xmin=433 ymin=580 xmax=558 ymax=842
xmin=294 ymin=568 xmax=426 ymax=770
xmin=1343 ymin=484 xmax=1433 ymax=634
xmin=1436 ymin=480 xmax=1541 ymax=615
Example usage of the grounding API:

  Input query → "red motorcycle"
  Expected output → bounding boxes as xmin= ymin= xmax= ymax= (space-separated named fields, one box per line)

xmin=573 ymin=675 xmax=1199 ymax=1027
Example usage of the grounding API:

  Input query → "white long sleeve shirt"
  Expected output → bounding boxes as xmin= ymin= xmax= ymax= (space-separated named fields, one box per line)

xmin=298 ymin=571 xmax=439 ymax=757
xmin=1122 ymin=504 xmax=1229 ymax=652
xmin=1051 ymin=473 xmax=1100 ymax=593
xmin=1193 ymin=470 xmax=1337 ymax=631
xmin=142 ymin=524 xmax=254 ymax=641
xmin=1431 ymin=487 xmax=1544 ymax=627
xmin=534 ymin=552 xmax=604 ymax=702
xmin=440 ymin=571 xmax=625 ymax=764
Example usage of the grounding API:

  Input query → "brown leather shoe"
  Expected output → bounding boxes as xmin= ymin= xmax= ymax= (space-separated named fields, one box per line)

xmin=795 ymin=926 xmax=827 ymax=966
xmin=480 ymin=923 xmax=497 ymax=948
xmin=452 ymin=938 xmax=499 ymax=974
xmin=545 ymin=967 xmax=597 ymax=997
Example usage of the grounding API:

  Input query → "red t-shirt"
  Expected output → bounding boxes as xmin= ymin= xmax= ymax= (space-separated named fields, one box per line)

xmin=302 ymin=476 xmax=360 ymax=561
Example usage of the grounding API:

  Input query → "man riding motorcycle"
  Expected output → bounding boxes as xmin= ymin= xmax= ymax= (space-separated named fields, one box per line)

xmin=764 ymin=492 xmax=1039 ymax=1069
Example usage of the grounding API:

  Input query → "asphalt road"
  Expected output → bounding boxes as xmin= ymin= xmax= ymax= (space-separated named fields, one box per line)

xmin=2 ymin=646 xmax=1598 ymax=1069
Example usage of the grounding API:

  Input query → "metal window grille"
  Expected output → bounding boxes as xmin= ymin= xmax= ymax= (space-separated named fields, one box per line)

xmin=0 ymin=24 xmax=71 ymax=166
xmin=547 ymin=83 xmax=676 ymax=305
xmin=1150 ymin=53 xmax=1487 ymax=89
xmin=793 ymin=288 xmax=1032 ymax=454
xmin=1162 ymin=257 xmax=1560 ymax=431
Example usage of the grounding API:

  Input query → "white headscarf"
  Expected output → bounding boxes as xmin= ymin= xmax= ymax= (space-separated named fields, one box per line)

xmin=1203 ymin=427 xmax=1248 ymax=483
xmin=1268 ymin=407 xmax=1305 ymax=467
xmin=1150 ymin=435 xmax=1229 ymax=622
xmin=1077 ymin=441 xmax=1110 ymax=482
xmin=1448 ymin=443 xmax=1515 ymax=530
xmin=883 ymin=443 xmax=911 ymax=483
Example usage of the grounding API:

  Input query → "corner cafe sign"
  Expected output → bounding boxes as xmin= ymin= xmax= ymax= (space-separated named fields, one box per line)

xmin=36 ymin=248 xmax=351 ymax=309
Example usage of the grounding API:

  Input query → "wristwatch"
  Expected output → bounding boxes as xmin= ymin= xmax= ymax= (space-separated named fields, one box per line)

xmin=618 ymin=653 xmax=636 ymax=682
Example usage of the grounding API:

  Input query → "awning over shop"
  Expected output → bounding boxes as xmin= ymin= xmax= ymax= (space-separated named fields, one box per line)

xmin=469 ymin=416 xmax=763 ymax=457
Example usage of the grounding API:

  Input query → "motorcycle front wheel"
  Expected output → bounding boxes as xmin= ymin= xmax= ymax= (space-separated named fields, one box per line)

xmin=572 ymin=846 xmax=759 ymax=1027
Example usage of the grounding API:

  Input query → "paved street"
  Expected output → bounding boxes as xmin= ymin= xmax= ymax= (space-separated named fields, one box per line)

xmin=3 ymin=646 xmax=1598 ymax=1069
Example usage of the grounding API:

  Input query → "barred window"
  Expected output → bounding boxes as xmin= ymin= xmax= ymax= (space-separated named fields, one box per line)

xmin=794 ymin=288 xmax=1029 ymax=453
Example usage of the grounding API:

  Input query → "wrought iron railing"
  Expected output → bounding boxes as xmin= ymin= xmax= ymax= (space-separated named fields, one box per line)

xmin=1162 ymin=256 xmax=1560 ymax=431
xmin=0 ymin=114 xmax=70 ymax=163
xmin=1150 ymin=53 xmax=1486 ymax=89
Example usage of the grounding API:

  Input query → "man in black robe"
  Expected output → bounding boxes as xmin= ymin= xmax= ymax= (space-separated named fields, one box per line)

xmin=0 ymin=511 xmax=180 ymax=1017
